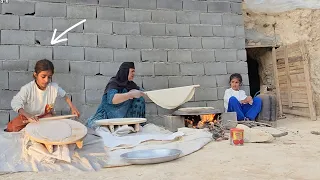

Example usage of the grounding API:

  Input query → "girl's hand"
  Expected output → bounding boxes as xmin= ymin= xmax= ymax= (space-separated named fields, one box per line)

xmin=71 ymin=106 xmax=80 ymax=118
xmin=23 ymin=113 xmax=39 ymax=123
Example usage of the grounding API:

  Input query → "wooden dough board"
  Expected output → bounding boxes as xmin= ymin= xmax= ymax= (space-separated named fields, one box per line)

xmin=39 ymin=114 xmax=77 ymax=121
xmin=95 ymin=118 xmax=147 ymax=133
xmin=25 ymin=119 xmax=87 ymax=153
xmin=172 ymin=107 xmax=222 ymax=115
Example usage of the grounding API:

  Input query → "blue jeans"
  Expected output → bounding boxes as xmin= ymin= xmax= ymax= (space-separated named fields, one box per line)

xmin=227 ymin=96 xmax=262 ymax=121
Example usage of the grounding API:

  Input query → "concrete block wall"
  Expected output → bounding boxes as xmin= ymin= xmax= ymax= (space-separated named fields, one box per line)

xmin=0 ymin=0 xmax=248 ymax=126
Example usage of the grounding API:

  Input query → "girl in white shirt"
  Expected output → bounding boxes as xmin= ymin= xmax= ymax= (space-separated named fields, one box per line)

xmin=223 ymin=73 xmax=262 ymax=121
xmin=6 ymin=59 xmax=80 ymax=132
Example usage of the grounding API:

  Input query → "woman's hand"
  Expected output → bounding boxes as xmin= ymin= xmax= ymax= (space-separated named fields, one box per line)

xmin=71 ymin=106 xmax=80 ymax=118
xmin=128 ymin=89 xmax=143 ymax=99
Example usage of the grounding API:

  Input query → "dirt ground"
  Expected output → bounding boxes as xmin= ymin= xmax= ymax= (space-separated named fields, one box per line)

xmin=1 ymin=115 xmax=320 ymax=180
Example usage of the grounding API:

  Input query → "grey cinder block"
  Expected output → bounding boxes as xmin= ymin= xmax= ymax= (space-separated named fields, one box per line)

xmin=216 ymin=74 xmax=231 ymax=87
xmin=99 ymin=62 xmax=122 ymax=76
xmin=0 ymin=45 xmax=19 ymax=60
xmin=68 ymin=33 xmax=97 ymax=47
xmin=28 ymin=60 xmax=70 ymax=73
xmin=157 ymin=0 xmax=182 ymax=10
xmin=86 ymin=89 xmax=104 ymax=104
xmin=163 ymin=115 xmax=185 ymax=132
xmin=114 ymin=49 xmax=141 ymax=62
xmin=168 ymin=50 xmax=192 ymax=62
xmin=177 ymin=11 xmax=200 ymax=24
xmin=227 ymin=62 xmax=248 ymax=74
xmin=97 ymin=7 xmax=124 ymax=21
xmin=140 ymin=23 xmax=165 ymax=36
xmin=53 ymin=18 xmax=84 ymax=33
xmin=128 ymin=0 xmax=156 ymax=9
xmin=125 ymin=9 xmax=151 ymax=22
xmin=0 ymin=71 xmax=9 ymax=90
xmin=3 ymin=61 xmax=28 ymax=71
xmin=222 ymin=14 xmax=244 ymax=26
xmin=166 ymin=24 xmax=190 ymax=36
xmin=142 ymin=50 xmax=167 ymax=62
xmin=212 ymin=26 xmax=235 ymax=37
xmin=183 ymin=1 xmax=207 ymax=12
xmin=53 ymin=73 xmax=85 ymax=93
xmin=155 ymin=63 xmax=179 ymax=76
xmin=191 ymin=50 xmax=215 ymax=62
xmin=134 ymin=62 xmax=154 ymax=76
xmin=1 ymin=1 xmax=35 ymax=15
xmin=20 ymin=16 xmax=52 ymax=31
xmin=221 ymin=112 xmax=238 ymax=129
xmin=35 ymin=2 xmax=66 ymax=17
xmin=70 ymin=61 xmax=99 ymax=75
xmin=20 ymin=46 xmax=52 ymax=60
xmin=231 ymin=2 xmax=242 ymax=15
xmin=204 ymin=62 xmax=227 ymax=75
xmin=180 ymin=63 xmax=204 ymax=76
xmin=85 ymin=47 xmax=113 ymax=62
xmin=178 ymin=37 xmax=202 ymax=49
xmin=153 ymin=37 xmax=178 ymax=49
xmin=1 ymin=30 xmax=35 ymax=45
xmin=168 ymin=76 xmax=193 ymax=88
xmin=208 ymin=1 xmax=231 ymax=13
xmin=202 ymin=37 xmax=224 ymax=49
xmin=151 ymin=10 xmax=176 ymax=23
xmin=190 ymin=25 xmax=213 ymax=37
xmin=200 ymin=13 xmax=222 ymax=25
xmin=195 ymin=88 xmax=218 ymax=101
xmin=84 ymin=20 xmax=112 ymax=34
xmin=224 ymin=37 xmax=246 ymax=49
xmin=8 ymin=72 xmax=33 ymax=91
xmin=142 ymin=77 xmax=168 ymax=90
xmin=67 ymin=5 xmax=96 ymax=19
xmin=67 ymin=0 xmax=98 ymax=4
xmin=215 ymin=49 xmax=237 ymax=62
xmin=237 ymin=49 xmax=247 ymax=61
xmin=36 ymin=31 xmax=67 ymax=46
xmin=0 ymin=15 xmax=19 ymax=30
xmin=99 ymin=0 xmax=128 ymax=7
xmin=85 ymin=75 xmax=109 ymax=90
xmin=0 ymin=90 xmax=17 ymax=110
xmin=193 ymin=76 xmax=217 ymax=88
xmin=53 ymin=46 xmax=84 ymax=61
xmin=113 ymin=22 xmax=140 ymax=35
xmin=98 ymin=35 xmax=126 ymax=49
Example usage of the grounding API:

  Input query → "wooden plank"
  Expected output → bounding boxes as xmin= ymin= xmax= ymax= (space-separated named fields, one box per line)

xmin=282 ymin=101 xmax=309 ymax=108
xmin=283 ymin=108 xmax=310 ymax=117
xmin=284 ymin=46 xmax=293 ymax=108
xmin=272 ymin=47 xmax=283 ymax=116
xmin=300 ymin=41 xmax=317 ymax=120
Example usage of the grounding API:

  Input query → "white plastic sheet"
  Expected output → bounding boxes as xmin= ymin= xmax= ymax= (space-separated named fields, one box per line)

xmin=244 ymin=0 xmax=320 ymax=13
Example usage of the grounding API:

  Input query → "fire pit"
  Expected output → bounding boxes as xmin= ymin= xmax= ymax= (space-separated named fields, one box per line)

xmin=163 ymin=107 xmax=233 ymax=141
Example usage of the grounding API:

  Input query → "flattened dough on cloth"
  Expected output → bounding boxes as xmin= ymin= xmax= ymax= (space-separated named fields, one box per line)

xmin=36 ymin=121 xmax=72 ymax=141
xmin=144 ymin=85 xmax=200 ymax=109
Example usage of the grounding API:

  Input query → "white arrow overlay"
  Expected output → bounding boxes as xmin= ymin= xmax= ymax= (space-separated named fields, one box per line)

xmin=51 ymin=19 xmax=86 ymax=45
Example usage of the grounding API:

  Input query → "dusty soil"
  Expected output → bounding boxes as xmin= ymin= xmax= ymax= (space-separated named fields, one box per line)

xmin=1 ymin=115 xmax=320 ymax=180
xmin=243 ymin=5 xmax=320 ymax=114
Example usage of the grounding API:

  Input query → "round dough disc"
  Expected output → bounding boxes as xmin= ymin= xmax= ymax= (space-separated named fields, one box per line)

xmin=36 ymin=121 xmax=72 ymax=141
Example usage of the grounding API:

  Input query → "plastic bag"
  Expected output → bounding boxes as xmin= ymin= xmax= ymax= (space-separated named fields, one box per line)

xmin=244 ymin=0 xmax=320 ymax=13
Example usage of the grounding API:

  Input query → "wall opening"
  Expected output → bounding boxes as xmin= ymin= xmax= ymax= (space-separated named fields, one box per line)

xmin=246 ymin=47 xmax=275 ymax=97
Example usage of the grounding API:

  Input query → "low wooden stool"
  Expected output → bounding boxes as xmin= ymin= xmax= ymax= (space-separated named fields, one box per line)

xmin=95 ymin=118 xmax=147 ymax=133
xmin=25 ymin=119 xmax=87 ymax=153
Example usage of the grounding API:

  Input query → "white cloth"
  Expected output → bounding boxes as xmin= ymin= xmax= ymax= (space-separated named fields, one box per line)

xmin=11 ymin=81 xmax=66 ymax=116
xmin=223 ymin=88 xmax=247 ymax=111
xmin=96 ymin=124 xmax=185 ymax=150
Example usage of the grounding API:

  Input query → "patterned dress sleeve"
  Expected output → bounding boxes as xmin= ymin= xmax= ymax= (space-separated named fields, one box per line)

xmin=106 ymin=89 xmax=118 ymax=104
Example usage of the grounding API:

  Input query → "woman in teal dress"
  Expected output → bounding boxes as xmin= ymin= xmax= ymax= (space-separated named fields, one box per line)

xmin=86 ymin=62 xmax=145 ymax=129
